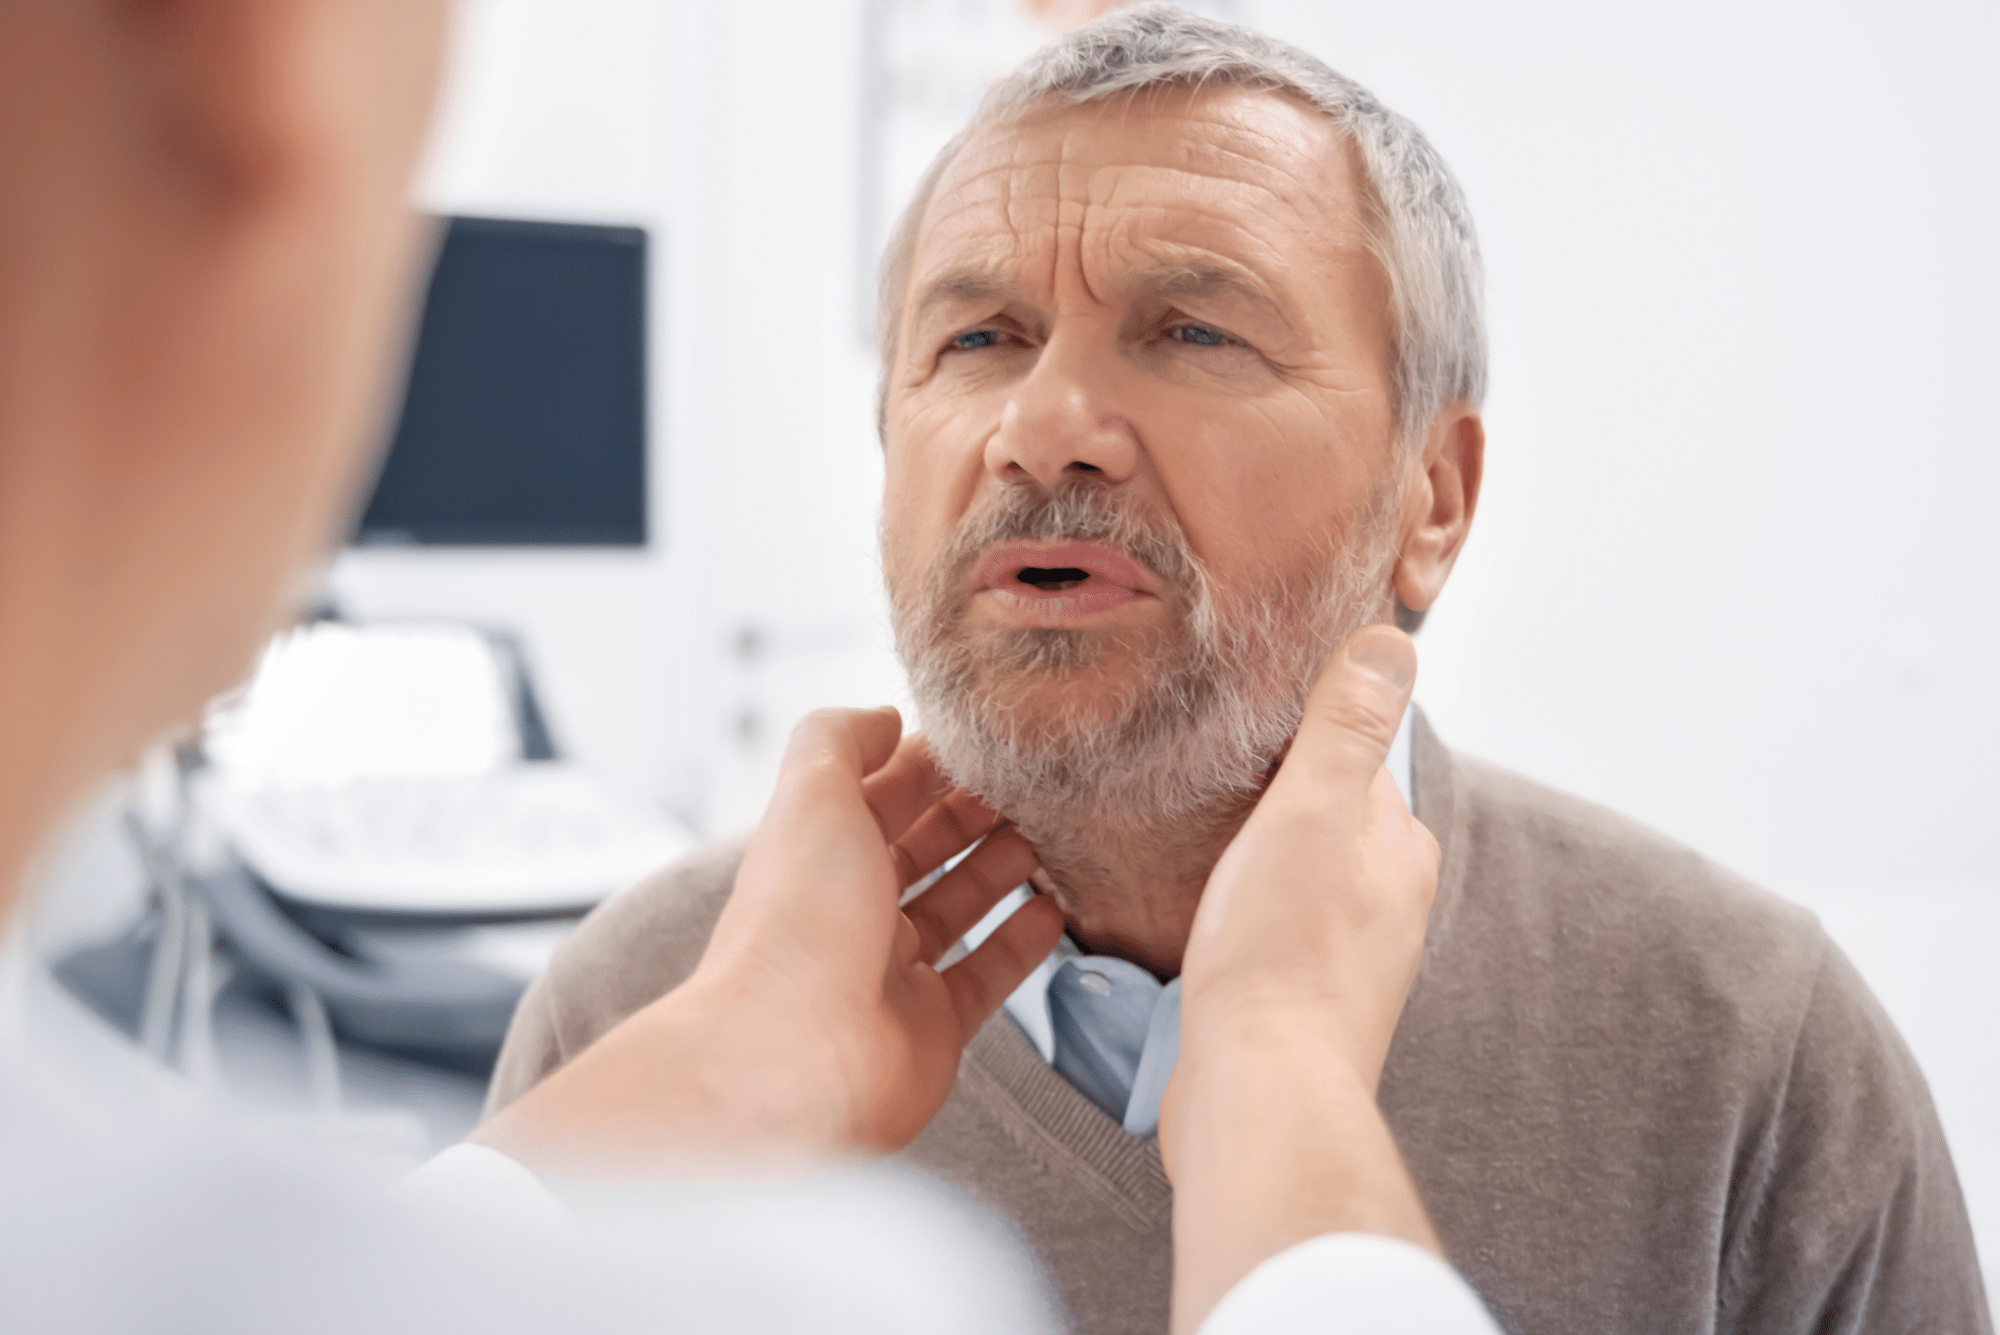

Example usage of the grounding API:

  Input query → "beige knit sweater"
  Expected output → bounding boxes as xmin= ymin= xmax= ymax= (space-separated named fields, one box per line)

xmin=487 ymin=715 xmax=1991 ymax=1335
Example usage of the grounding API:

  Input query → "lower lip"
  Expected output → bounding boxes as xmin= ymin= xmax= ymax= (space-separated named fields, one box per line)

xmin=979 ymin=580 xmax=1142 ymax=620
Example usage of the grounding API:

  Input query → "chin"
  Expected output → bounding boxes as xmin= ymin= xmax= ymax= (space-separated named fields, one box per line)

xmin=968 ymin=627 xmax=1160 ymax=719
xmin=970 ymin=660 xmax=1149 ymax=740
xmin=914 ymin=659 xmax=1288 ymax=850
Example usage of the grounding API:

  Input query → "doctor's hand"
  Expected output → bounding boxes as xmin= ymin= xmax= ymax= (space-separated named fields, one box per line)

xmin=476 ymin=707 xmax=1063 ymax=1174
xmin=1175 ymin=624 xmax=1438 ymax=1088
xmin=1162 ymin=624 xmax=1444 ymax=1335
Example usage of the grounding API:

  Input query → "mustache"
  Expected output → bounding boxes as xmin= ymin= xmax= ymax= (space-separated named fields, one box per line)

xmin=928 ymin=480 xmax=1205 ymax=606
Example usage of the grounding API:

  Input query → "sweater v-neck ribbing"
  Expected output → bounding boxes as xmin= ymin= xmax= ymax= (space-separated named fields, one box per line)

xmin=948 ymin=711 xmax=1462 ymax=1239
xmin=491 ymin=705 xmax=1989 ymax=1335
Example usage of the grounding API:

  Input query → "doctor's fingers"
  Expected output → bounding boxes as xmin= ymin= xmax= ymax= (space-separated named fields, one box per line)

xmin=887 ymin=786 xmax=1007 ymax=891
xmin=773 ymin=707 xmax=904 ymax=815
xmin=741 ymin=707 xmax=903 ymax=903
xmin=862 ymin=728 xmax=963 ymax=846
xmin=903 ymin=825 xmax=1040 ymax=963
xmin=942 ymin=894 xmax=1065 ymax=1040
xmin=1270 ymin=626 xmax=1416 ymax=812
xmin=1370 ymin=766 xmax=1442 ymax=893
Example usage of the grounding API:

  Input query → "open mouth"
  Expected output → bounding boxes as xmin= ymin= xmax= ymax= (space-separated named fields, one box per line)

xmin=973 ymin=541 xmax=1157 ymax=619
xmin=1014 ymin=566 xmax=1092 ymax=592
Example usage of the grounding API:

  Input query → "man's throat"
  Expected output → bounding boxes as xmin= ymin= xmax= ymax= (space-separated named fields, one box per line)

xmin=1025 ymin=797 xmax=1256 ymax=982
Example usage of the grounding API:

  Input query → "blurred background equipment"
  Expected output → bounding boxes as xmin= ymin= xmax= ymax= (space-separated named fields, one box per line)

xmin=356 ymin=216 xmax=649 ymax=547
xmin=205 ymin=622 xmax=684 ymax=917
xmin=52 ymin=617 xmax=693 ymax=1155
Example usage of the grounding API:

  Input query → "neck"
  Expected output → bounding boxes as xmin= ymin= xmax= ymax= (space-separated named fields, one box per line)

xmin=1021 ymin=789 xmax=1260 ymax=981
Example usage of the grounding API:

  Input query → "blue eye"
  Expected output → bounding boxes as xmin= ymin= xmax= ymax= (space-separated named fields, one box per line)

xmin=950 ymin=329 xmax=1005 ymax=351
xmin=1172 ymin=324 xmax=1228 ymax=347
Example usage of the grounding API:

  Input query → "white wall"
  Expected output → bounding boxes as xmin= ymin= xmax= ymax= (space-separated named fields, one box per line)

xmin=1252 ymin=0 xmax=2000 ymax=1282
xmin=1253 ymin=0 xmax=1999 ymax=906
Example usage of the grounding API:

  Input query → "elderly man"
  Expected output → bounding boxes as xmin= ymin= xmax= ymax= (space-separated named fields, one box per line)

xmin=488 ymin=8 xmax=1989 ymax=1334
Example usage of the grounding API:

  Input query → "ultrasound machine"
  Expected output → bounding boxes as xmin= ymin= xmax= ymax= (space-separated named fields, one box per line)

xmin=57 ymin=217 xmax=688 ymax=1144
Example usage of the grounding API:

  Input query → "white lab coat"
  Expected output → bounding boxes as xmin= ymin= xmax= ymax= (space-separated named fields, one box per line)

xmin=0 ymin=946 xmax=1495 ymax=1335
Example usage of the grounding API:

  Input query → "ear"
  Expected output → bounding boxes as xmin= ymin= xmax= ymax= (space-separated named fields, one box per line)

xmin=115 ymin=0 xmax=445 ymax=220
xmin=1391 ymin=405 xmax=1484 ymax=617
xmin=110 ymin=0 xmax=323 ymax=217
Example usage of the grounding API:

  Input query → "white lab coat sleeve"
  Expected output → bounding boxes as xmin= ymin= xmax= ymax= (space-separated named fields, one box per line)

xmin=396 ymin=1146 xmax=1067 ymax=1334
xmin=1198 ymin=1233 xmax=1500 ymax=1335
xmin=398 ymin=1142 xmax=578 ymax=1241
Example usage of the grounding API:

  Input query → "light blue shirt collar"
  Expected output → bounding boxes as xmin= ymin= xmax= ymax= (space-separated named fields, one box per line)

xmin=959 ymin=703 xmax=1417 ymax=1140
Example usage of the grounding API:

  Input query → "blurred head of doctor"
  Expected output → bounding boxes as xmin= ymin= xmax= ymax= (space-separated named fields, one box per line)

xmin=0 ymin=0 xmax=449 ymax=895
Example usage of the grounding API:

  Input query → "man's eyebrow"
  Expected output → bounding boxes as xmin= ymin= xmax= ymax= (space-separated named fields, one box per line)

xmin=905 ymin=259 xmax=1288 ymax=326
xmin=908 ymin=267 xmax=1017 ymax=321
xmin=1126 ymin=260 xmax=1285 ymax=317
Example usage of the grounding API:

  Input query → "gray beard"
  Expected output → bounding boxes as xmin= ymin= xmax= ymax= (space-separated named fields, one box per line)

xmin=888 ymin=481 xmax=1400 ymax=867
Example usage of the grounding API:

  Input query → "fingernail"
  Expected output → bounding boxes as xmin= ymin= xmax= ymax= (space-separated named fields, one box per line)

xmin=1348 ymin=628 xmax=1417 ymax=690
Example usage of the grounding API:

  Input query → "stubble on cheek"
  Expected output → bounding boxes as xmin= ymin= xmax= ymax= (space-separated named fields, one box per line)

xmin=885 ymin=464 xmax=1408 ymax=853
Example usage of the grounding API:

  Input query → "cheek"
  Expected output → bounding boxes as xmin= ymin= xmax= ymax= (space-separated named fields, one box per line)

xmin=881 ymin=398 xmax=988 ymax=592
xmin=1152 ymin=396 xmax=1391 ymax=588
xmin=878 ymin=465 xmax=932 ymax=601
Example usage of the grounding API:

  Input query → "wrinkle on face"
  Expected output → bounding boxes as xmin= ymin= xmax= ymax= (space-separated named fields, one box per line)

xmin=885 ymin=83 xmax=1399 ymax=619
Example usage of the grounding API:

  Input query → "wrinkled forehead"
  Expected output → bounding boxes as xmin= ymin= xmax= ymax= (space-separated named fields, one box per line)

xmin=905 ymin=85 xmax=1377 ymax=312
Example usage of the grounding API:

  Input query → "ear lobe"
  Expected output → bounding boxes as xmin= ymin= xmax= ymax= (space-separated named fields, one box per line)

xmin=1391 ymin=407 xmax=1484 ymax=616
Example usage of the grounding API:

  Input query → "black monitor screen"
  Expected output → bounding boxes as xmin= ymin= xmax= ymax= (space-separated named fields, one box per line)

xmin=355 ymin=216 xmax=648 ymax=546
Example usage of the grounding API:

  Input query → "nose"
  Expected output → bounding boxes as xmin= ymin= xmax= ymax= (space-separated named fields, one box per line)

xmin=985 ymin=333 xmax=1140 ymax=492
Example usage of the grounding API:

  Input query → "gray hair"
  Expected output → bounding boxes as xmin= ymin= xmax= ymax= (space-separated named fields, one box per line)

xmin=876 ymin=2 xmax=1486 ymax=449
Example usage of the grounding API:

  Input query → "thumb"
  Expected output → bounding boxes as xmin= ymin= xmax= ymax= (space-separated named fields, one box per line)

xmin=1270 ymin=624 xmax=1417 ymax=808
xmin=768 ymin=706 xmax=904 ymax=814
xmin=730 ymin=706 xmax=904 ymax=923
